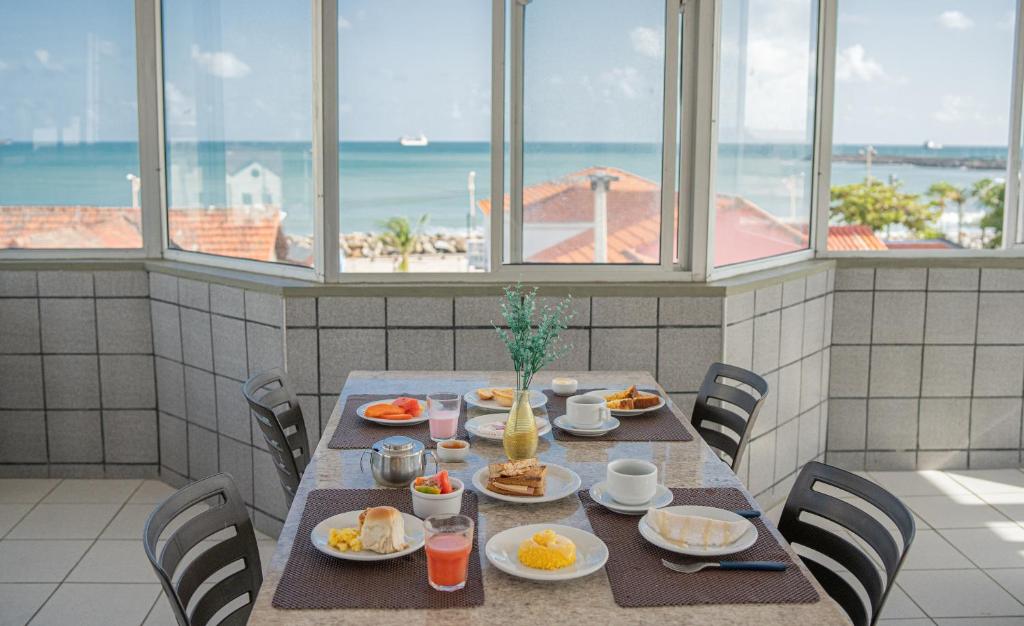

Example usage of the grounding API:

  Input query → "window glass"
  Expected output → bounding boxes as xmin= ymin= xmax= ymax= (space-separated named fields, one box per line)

xmin=830 ymin=1 xmax=1014 ymax=251
xmin=162 ymin=0 xmax=313 ymax=265
xmin=713 ymin=0 xmax=818 ymax=267
xmin=338 ymin=0 xmax=491 ymax=273
xmin=518 ymin=0 xmax=666 ymax=264
xmin=0 ymin=0 xmax=141 ymax=249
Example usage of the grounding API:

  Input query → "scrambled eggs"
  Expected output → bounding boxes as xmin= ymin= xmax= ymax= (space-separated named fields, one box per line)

xmin=518 ymin=529 xmax=576 ymax=570
xmin=327 ymin=527 xmax=362 ymax=552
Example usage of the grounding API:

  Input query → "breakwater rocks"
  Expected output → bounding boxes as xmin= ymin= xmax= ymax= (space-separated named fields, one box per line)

xmin=833 ymin=154 xmax=1006 ymax=171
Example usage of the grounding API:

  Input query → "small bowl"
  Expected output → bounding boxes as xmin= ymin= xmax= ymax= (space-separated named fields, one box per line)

xmin=551 ymin=377 xmax=578 ymax=396
xmin=435 ymin=439 xmax=470 ymax=463
xmin=410 ymin=477 xmax=464 ymax=518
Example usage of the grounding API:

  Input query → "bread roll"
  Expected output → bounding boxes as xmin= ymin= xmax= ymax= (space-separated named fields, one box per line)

xmin=358 ymin=506 xmax=408 ymax=554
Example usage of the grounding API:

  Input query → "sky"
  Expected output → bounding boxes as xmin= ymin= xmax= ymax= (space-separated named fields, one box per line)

xmin=0 ymin=0 xmax=1017 ymax=146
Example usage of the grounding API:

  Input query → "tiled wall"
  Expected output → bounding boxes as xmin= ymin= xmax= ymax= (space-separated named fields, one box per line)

xmin=722 ymin=267 xmax=834 ymax=509
xmin=0 ymin=270 xmax=157 ymax=477
xmin=827 ymin=266 xmax=1024 ymax=471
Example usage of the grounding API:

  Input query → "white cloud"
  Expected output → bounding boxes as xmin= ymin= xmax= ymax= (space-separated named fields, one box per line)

xmin=164 ymin=81 xmax=195 ymax=126
xmin=835 ymin=44 xmax=886 ymax=82
xmin=34 ymin=49 xmax=63 ymax=71
xmin=933 ymin=94 xmax=983 ymax=123
xmin=599 ymin=66 xmax=642 ymax=99
xmin=338 ymin=15 xmax=352 ymax=29
xmin=190 ymin=44 xmax=251 ymax=79
xmin=938 ymin=10 xmax=973 ymax=30
xmin=0 ymin=60 xmax=9 ymax=72
xmin=450 ymin=100 xmax=462 ymax=120
xmin=629 ymin=26 xmax=661 ymax=58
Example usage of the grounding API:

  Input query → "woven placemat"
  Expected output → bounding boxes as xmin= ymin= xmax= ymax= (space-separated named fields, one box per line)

xmin=579 ymin=487 xmax=819 ymax=608
xmin=545 ymin=390 xmax=693 ymax=442
xmin=272 ymin=489 xmax=484 ymax=610
xmin=327 ymin=394 xmax=469 ymax=449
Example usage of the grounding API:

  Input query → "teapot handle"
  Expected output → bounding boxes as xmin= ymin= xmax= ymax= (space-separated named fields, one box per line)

xmin=359 ymin=450 xmax=370 ymax=474
xmin=426 ymin=450 xmax=439 ymax=475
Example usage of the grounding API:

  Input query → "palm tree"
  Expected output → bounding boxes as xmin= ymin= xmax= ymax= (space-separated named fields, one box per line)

xmin=379 ymin=214 xmax=428 ymax=272
xmin=926 ymin=181 xmax=969 ymax=246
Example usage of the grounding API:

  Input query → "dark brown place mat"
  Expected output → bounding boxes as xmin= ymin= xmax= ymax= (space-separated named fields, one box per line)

xmin=328 ymin=394 xmax=469 ymax=449
xmin=579 ymin=487 xmax=819 ymax=608
xmin=272 ymin=489 xmax=484 ymax=610
xmin=545 ymin=389 xmax=693 ymax=442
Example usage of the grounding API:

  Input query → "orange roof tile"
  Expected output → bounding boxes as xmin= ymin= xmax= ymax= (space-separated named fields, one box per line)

xmin=827 ymin=224 xmax=887 ymax=251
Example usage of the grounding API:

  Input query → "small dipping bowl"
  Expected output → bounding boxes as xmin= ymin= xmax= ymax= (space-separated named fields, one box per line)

xmin=435 ymin=439 xmax=470 ymax=463
xmin=410 ymin=477 xmax=465 ymax=518
xmin=551 ymin=377 xmax=578 ymax=396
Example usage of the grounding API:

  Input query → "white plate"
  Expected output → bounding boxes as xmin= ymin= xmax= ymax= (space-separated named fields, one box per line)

xmin=485 ymin=523 xmax=608 ymax=581
xmin=465 ymin=413 xmax=551 ymax=441
xmin=464 ymin=389 xmax=548 ymax=412
xmin=583 ymin=389 xmax=666 ymax=416
xmin=472 ymin=463 xmax=581 ymax=504
xmin=588 ymin=481 xmax=673 ymax=515
xmin=311 ymin=510 xmax=425 ymax=561
xmin=356 ymin=398 xmax=429 ymax=426
xmin=638 ymin=505 xmax=758 ymax=557
xmin=552 ymin=415 xmax=620 ymax=437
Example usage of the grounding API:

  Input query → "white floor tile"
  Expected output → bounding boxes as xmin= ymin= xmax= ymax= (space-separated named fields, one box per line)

xmin=67 ymin=540 xmax=159 ymax=583
xmin=987 ymin=568 xmax=1024 ymax=606
xmin=978 ymin=492 xmax=1024 ymax=524
xmin=947 ymin=470 xmax=1024 ymax=495
xmin=128 ymin=481 xmax=177 ymax=505
xmin=0 ymin=503 xmax=32 ymax=537
xmin=879 ymin=584 xmax=928 ymax=619
xmin=877 ymin=620 xmax=934 ymax=626
xmin=870 ymin=471 xmax=972 ymax=497
xmin=41 ymin=479 xmax=142 ymax=505
xmin=7 ymin=503 xmax=121 ymax=540
xmin=0 ymin=540 xmax=91 ymax=582
xmin=0 ymin=480 xmax=60 ymax=504
xmin=0 ymin=583 xmax=56 ymax=626
xmin=142 ymin=596 xmax=178 ymax=626
xmin=898 ymin=569 xmax=1024 ymax=618
xmin=100 ymin=503 xmax=203 ymax=540
xmin=29 ymin=583 xmax=160 ymax=626
xmin=934 ymin=619 xmax=1024 ymax=625
xmin=903 ymin=494 xmax=1014 ymax=529
xmin=939 ymin=525 xmax=1024 ymax=569
xmin=902 ymin=530 xmax=975 ymax=570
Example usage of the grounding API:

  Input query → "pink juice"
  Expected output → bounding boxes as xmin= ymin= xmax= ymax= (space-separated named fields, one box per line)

xmin=429 ymin=410 xmax=459 ymax=439
xmin=425 ymin=533 xmax=472 ymax=588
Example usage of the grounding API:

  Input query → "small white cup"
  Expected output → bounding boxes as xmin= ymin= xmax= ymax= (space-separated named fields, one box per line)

xmin=551 ymin=377 xmax=578 ymax=396
xmin=606 ymin=459 xmax=658 ymax=505
xmin=566 ymin=394 xmax=609 ymax=429
xmin=410 ymin=478 xmax=465 ymax=518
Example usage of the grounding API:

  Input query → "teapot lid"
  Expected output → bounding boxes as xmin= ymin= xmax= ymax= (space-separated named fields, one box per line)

xmin=372 ymin=435 xmax=423 ymax=456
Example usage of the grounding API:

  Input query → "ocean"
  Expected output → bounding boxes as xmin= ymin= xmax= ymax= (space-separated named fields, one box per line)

xmin=0 ymin=141 xmax=1008 ymax=239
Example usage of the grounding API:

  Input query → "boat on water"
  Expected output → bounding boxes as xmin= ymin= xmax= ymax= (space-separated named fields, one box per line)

xmin=923 ymin=139 xmax=943 ymax=150
xmin=399 ymin=133 xmax=428 ymax=147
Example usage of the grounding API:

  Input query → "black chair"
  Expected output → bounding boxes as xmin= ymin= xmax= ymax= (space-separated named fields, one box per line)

xmin=243 ymin=368 xmax=310 ymax=508
xmin=777 ymin=461 xmax=916 ymax=626
xmin=690 ymin=362 xmax=769 ymax=470
xmin=143 ymin=473 xmax=262 ymax=626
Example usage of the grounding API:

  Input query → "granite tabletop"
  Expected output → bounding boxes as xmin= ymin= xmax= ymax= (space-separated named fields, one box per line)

xmin=248 ymin=371 xmax=848 ymax=625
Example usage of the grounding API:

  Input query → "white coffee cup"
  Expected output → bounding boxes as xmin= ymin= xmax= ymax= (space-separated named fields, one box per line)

xmin=566 ymin=394 xmax=610 ymax=428
xmin=606 ymin=459 xmax=658 ymax=505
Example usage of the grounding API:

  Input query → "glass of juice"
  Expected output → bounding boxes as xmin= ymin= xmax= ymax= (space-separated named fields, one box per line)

xmin=424 ymin=514 xmax=474 ymax=591
xmin=427 ymin=392 xmax=461 ymax=442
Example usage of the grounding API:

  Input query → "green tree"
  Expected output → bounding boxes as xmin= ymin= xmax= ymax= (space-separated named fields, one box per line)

xmin=972 ymin=178 xmax=1005 ymax=248
xmin=379 ymin=214 xmax=428 ymax=272
xmin=830 ymin=179 xmax=941 ymax=238
xmin=926 ymin=181 xmax=969 ymax=246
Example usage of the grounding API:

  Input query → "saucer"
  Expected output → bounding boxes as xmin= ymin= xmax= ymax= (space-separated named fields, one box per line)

xmin=552 ymin=415 xmax=620 ymax=437
xmin=588 ymin=481 xmax=673 ymax=515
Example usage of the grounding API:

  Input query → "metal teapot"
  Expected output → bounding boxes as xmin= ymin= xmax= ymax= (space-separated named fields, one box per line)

xmin=360 ymin=436 xmax=438 ymax=487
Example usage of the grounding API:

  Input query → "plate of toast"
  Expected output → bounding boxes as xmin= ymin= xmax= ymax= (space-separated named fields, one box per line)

xmin=584 ymin=385 xmax=665 ymax=416
xmin=472 ymin=458 xmax=581 ymax=504
xmin=464 ymin=388 xmax=548 ymax=412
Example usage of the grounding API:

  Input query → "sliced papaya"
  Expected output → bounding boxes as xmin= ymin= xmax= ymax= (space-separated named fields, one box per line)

xmin=376 ymin=412 xmax=413 ymax=420
xmin=365 ymin=403 xmax=405 ymax=418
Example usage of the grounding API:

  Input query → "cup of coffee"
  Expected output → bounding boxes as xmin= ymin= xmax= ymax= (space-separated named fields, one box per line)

xmin=566 ymin=394 xmax=610 ymax=429
xmin=606 ymin=459 xmax=658 ymax=505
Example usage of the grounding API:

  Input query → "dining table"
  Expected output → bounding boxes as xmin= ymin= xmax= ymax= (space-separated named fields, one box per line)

xmin=249 ymin=370 xmax=849 ymax=625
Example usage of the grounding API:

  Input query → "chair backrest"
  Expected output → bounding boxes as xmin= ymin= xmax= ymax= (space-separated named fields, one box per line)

xmin=690 ymin=362 xmax=769 ymax=469
xmin=777 ymin=461 xmax=916 ymax=626
xmin=143 ymin=473 xmax=262 ymax=626
xmin=242 ymin=368 xmax=310 ymax=508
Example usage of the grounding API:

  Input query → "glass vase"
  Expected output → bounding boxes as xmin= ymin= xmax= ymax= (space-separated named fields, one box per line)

xmin=502 ymin=389 xmax=538 ymax=460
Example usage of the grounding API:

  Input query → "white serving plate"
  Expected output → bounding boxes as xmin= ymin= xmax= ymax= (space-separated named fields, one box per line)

xmin=583 ymin=389 xmax=666 ymax=416
xmin=356 ymin=398 xmax=429 ymax=426
xmin=485 ymin=523 xmax=608 ymax=581
xmin=638 ymin=505 xmax=758 ymax=557
xmin=464 ymin=413 xmax=551 ymax=441
xmin=588 ymin=481 xmax=673 ymax=515
xmin=552 ymin=415 xmax=620 ymax=437
xmin=463 ymin=389 xmax=547 ymax=412
xmin=311 ymin=510 xmax=425 ymax=561
xmin=472 ymin=463 xmax=581 ymax=504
